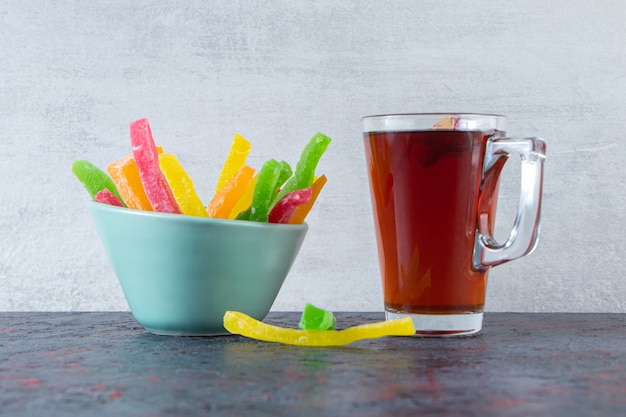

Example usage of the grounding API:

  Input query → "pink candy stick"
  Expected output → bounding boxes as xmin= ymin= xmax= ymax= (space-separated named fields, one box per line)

xmin=130 ymin=118 xmax=181 ymax=214
xmin=268 ymin=188 xmax=312 ymax=224
xmin=94 ymin=189 xmax=124 ymax=207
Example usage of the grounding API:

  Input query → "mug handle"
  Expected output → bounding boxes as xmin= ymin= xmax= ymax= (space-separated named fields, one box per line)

xmin=473 ymin=136 xmax=546 ymax=269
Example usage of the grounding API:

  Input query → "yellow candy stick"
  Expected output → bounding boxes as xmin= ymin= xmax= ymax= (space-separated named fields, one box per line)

xmin=215 ymin=133 xmax=251 ymax=193
xmin=207 ymin=165 xmax=255 ymax=219
xmin=158 ymin=153 xmax=208 ymax=217
xmin=289 ymin=174 xmax=327 ymax=224
xmin=228 ymin=173 xmax=258 ymax=219
xmin=223 ymin=311 xmax=415 ymax=347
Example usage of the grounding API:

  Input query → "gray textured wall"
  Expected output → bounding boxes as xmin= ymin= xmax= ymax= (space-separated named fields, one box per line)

xmin=1 ymin=1 xmax=624 ymax=312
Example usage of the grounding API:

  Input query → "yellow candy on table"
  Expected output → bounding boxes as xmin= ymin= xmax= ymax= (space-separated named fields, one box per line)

xmin=223 ymin=311 xmax=415 ymax=347
xmin=215 ymin=133 xmax=251 ymax=193
xmin=158 ymin=153 xmax=208 ymax=217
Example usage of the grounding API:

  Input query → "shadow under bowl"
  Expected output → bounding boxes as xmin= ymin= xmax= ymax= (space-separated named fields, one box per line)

xmin=88 ymin=201 xmax=308 ymax=336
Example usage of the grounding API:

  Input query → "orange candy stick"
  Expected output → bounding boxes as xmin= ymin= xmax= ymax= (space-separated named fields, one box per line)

xmin=289 ymin=174 xmax=327 ymax=224
xmin=107 ymin=155 xmax=153 ymax=211
xmin=228 ymin=173 xmax=259 ymax=219
xmin=207 ymin=165 xmax=255 ymax=219
xmin=215 ymin=133 xmax=251 ymax=193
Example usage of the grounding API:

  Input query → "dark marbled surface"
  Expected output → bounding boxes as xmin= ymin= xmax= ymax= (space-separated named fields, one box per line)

xmin=1 ymin=312 xmax=624 ymax=416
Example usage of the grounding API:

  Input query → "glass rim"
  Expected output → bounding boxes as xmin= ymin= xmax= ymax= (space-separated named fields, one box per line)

xmin=362 ymin=112 xmax=506 ymax=120
xmin=362 ymin=113 xmax=507 ymax=133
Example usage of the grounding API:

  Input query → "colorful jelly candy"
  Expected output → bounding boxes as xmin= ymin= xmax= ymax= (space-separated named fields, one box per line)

xmin=223 ymin=311 xmax=415 ymax=347
xmin=236 ymin=159 xmax=282 ymax=222
xmin=215 ymin=133 xmax=251 ymax=193
xmin=298 ymin=303 xmax=336 ymax=331
xmin=130 ymin=118 xmax=181 ymax=214
xmin=158 ymin=153 xmax=208 ymax=217
xmin=74 ymin=118 xmax=332 ymax=224
xmin=274 ymin=132 xmax=331 ymax=203
xmin=289 ymin=174 xmax=327 ymax=224
xmin=275 ymin=160 xmax=293 ymax=193
xmin=106 ymin=155 xmax=152 ymax=211
xmin=228 ymin=173 xmax=258 ymax=219
xmin=72 ymin=160 xmax=126 ymax=206
xmin=207 ymin=165 xmax=255 ymax=219
xmin=268 ymin=188 xmax=312 ymax=224
xmin=94 ymin=189 xmax=124 ymax=207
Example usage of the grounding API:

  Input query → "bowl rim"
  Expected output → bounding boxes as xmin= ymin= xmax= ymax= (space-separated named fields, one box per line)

xmin=87 ymin=200 xmax=309 ymax=231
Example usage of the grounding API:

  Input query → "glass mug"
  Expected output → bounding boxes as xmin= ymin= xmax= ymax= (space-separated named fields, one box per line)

xmin=362 ymin=114 xmax=546 ymax=336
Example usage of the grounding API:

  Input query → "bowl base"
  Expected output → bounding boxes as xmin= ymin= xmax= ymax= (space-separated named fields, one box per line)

xmin=144 ymin=326 xmax=233 ymax=337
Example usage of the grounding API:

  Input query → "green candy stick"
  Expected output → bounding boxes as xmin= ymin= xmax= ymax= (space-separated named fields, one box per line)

xmin=274 ymin=132 xmax=331 ymax=204
xmin=237 ymin=159 xmax=282 ymax=222
xmin=274 ymin=160 xmax=293 ymax=194
xmin=298 ymin=303 xmax=336 ymax=331
xmin=72 ymin=160 xmax=126 ymax=207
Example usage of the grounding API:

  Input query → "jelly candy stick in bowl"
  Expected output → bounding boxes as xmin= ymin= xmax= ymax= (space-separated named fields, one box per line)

xmin=274 ymin=132 xmax=331 ymax=203
xmin=215 ymin=133 xmax=251 ymax=193
xmin=228 ymin=173 xmax=258 ymax=220
xmin=237 ymin=159 xmax=282 ymax=222
xmin=275 ymin=160 xmax=293 ymax=194
xmin=289 ymin=174 xmax=327 ymax=224
xmin=158 ymin=153 xmax=208 ymax=217
xmin=72 ymin=160 xmax=126 ymax=207
xmin=130 ymin=118 xmax=181 ymax=214
xmin=207 ymin=165 xmax=255 ymax=219
xmin=107 ymin=155 xmax=152 ymax=211
xmin=223 ymin=311 xmax=415 ymax=347
xmin=268 ymin=187 xmax=312 ymax=224
xmin=94 ymin=189 xmax=124 ymax=207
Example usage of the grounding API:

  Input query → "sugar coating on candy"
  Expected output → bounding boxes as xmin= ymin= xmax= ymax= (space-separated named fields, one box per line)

xmin=158 ymin=153 xmax=208 ymax=217
xmin=73 ymin=120 xmax=332 ymax=224
xmin=275 ymin=161 xmax=293 ymax=191
xmin=228 ymin=174 xmax=258 ymax=219
xmin=130 ymin=118 xmax=181 ymax=214
xmin=275 ymin=132 xmax=331 ymax=203
xmin=249 ymin=159 xmax=282 ymax=222
xmin=223 ymin=311 xmax=415 ymax=347
xmin=107 ymin=155 xmax=152 ymax=211
xmin=207 ymin=165 xmax=255 ymax=219
xmin=215 ymin=133 xmax=251 ymax=193
xmin=298 ymin=303 xmax=336 ymax=330
xmin=289 ymin=175 xmax=327 ymax=224
xmin=269 ymin=188 xmax=312 ymax=224
xmin=94 ymin=189 xmax=124 ymax=207
xmin=240 ymin=159 xmax=282 ymax=222
xmin=72 ymin=160 xmax=126 ymax=206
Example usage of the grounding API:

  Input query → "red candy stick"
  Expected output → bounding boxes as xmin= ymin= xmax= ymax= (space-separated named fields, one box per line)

xmin=268 ymin=188 xmax=312 ymax=224
xmin=94 ymin=189 xmax=124 ymax=207
xmin=130 ymin=119 xmax=181 ymax=214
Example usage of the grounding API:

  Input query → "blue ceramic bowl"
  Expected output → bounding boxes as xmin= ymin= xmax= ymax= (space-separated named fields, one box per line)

xmin=89 ymin=202 xmax=308 ymax=335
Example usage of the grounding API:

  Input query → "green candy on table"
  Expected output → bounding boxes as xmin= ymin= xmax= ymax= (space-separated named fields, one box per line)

xmin=274 ymin=132 xmax=331 ymax=204
xmin=72 ymin=160 xmax=126 ymax=207
xmin=298 ymin=303 xmax=336 ymax=331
